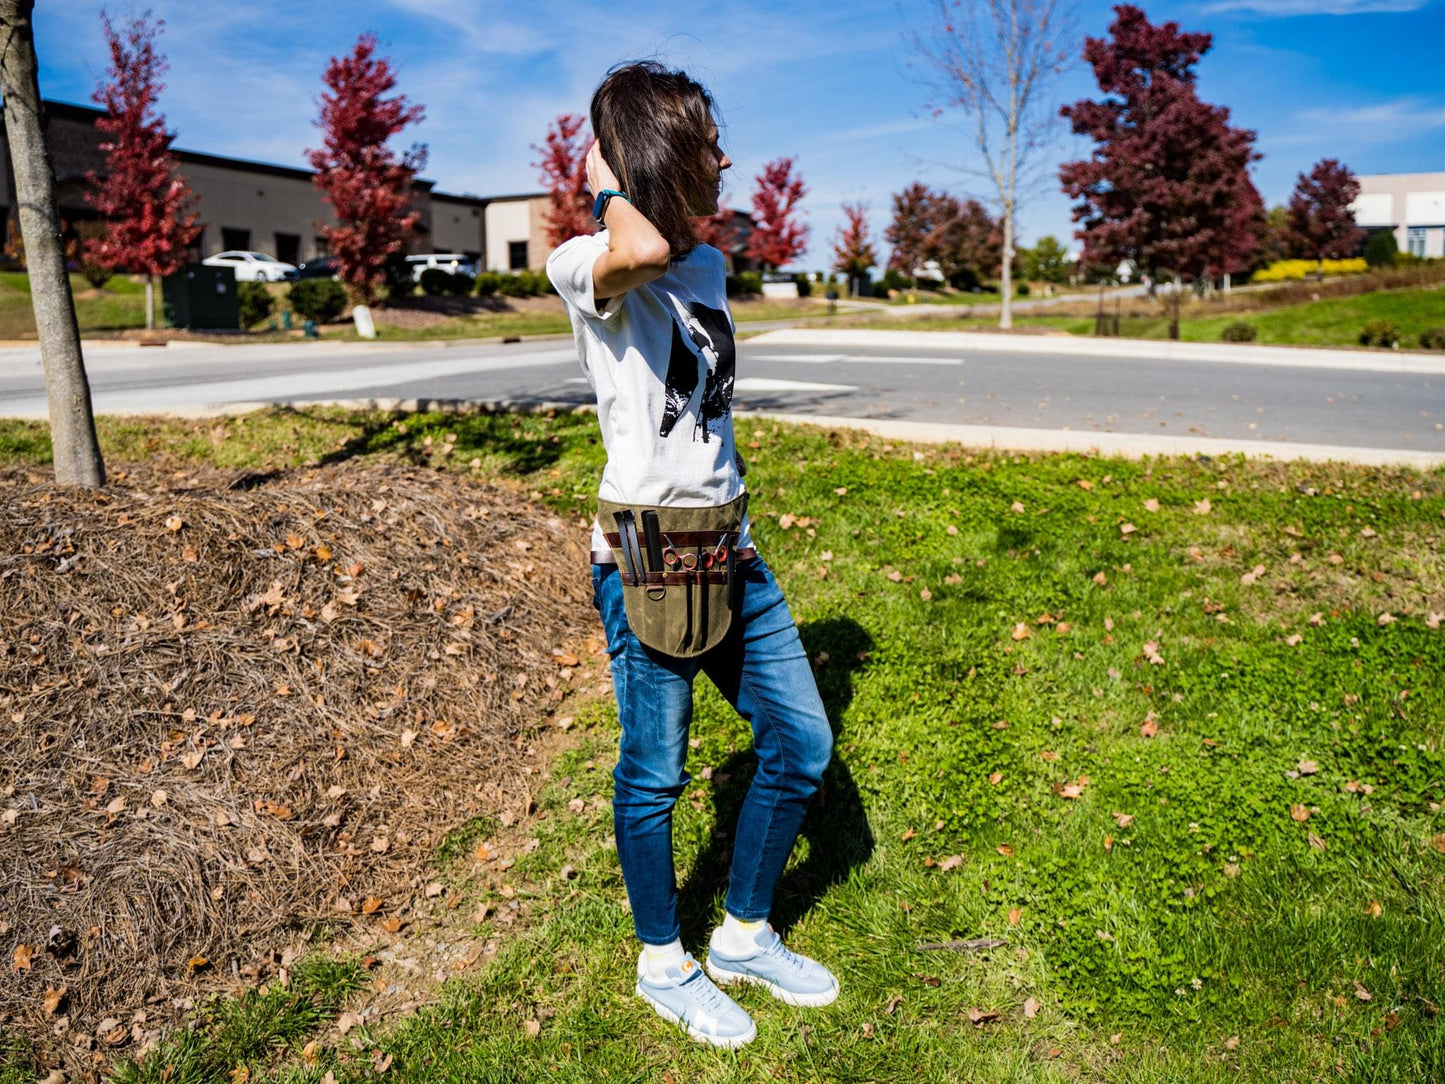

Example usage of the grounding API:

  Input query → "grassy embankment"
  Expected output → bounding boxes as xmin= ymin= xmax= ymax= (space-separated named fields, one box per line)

xmin=0 ymin=271 xmax=148 ymax=339
xmin=0 ymin=271 xmax=853 ymax=342
xmin=2 ymin=410 xmax=1443 ymax=1082
xmin=830 ymin=278 xmax=1445 ymax=351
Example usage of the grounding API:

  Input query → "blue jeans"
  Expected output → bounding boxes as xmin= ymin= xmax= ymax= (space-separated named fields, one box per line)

xmin=591 ymin=557 xmax=834 ymax=945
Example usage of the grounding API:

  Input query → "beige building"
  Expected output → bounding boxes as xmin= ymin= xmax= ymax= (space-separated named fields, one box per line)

xmin=0 ymin=100 xmax=550 ymax=270
xmin=1352 ymin=172 xmax=1445 ymax=259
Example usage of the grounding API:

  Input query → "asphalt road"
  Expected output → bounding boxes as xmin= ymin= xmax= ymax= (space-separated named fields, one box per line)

xmin=0 ymin=335 xmax=1441 ymax=454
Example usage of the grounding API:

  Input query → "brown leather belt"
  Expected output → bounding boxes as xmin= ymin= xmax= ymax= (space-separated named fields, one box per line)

xmin=592 ymin=546 xmax=756 ymax=566
xmin=602 ymin=530 xmax=742 ymax=549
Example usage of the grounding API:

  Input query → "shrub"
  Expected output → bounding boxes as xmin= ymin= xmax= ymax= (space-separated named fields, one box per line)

xmin=726 ymin=272 xmax=762 ymax=298
xmin=73 ymin=221 xmax=113 ymax=289
xmin=1358 ymin=318 xmax=1400 ymax=348
xmin=948 ymin=267 xmax=982 ymax=292
xmin=495 ymin=272 xmax=532 ymax=298
xmin=1419 ymin=327 xmax=1445 ymax=351
xmin=288 ymin=278 xmax=347 ymax=324
xmin=1221 ymin=321 xmax=1258 ymax=342
xmin=1017 ymin=281 xmax=1031 ymax=296
xmin=382 ymin=255 xmax=414 ymax=300
xmin=445 ymin=271 xmax=474 ymax=297
xmin=1364 ymin=231 xmax=1398 ymax=268
xmin=793 ymin=273 xmax=812 ymax=298
xmin=238 ymin=282 xmax=275 ymax=328
xmin=873 ymin=280 xmax=894 ymax=299
xmin=878 ymin=268 xmax=913 ymax=294
xmin=1253 ymin=258 xmax=1368 ymax=283
xmin=419 ymin=267 xmax=452 ymax=296
xmin=475 ymin=271 xmax=501 ymax=298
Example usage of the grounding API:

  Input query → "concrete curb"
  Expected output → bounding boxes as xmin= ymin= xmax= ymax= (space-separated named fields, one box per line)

xmin=742 ymin=411 xmax=1445 ymax=469
xmin=173 ymin=397 xmax=1442 ymax=470
xmin=750 ymin=328 xmax=1445 ymax=374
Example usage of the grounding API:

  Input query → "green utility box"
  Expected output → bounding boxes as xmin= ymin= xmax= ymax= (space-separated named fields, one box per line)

xmin=162 ymin=264 xmax=239 ymax=330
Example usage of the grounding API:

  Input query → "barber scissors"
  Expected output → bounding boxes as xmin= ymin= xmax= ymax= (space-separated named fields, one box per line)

xmin=661 ymin=534 xmax=698 ymax=572
xmin=661 ymin=535 xmax=731 ymax=572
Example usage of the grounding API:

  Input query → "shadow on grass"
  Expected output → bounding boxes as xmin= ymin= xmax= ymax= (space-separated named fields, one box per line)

xmin=226 ymin=404 xmax=579 ymax=483
xmin=677 ymin=616 xmax=876 ymax=943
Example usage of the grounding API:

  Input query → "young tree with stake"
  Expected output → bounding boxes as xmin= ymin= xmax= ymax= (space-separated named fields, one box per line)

xmin=84 ymin=10 xmax=201 ymax=332
xmin=832 ymin=202 xmax=877 ymax=294
xmin=308 ymin=34 xmax=426 ymax=305
xmin=534 ymin=114 xmax=594 ymax=248
xmin=0 ymin=0 xmax=105 ymax=485
xmin=913 ymin=0 xmax=1075 ymax=328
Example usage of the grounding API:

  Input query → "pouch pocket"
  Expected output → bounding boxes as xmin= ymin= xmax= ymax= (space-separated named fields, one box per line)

xmin=596 ymin=493 xmax=747 ymax=658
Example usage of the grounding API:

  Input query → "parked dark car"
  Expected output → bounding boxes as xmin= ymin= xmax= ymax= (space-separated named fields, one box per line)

xmin=295 ymin=256 xmax=340 ymax=280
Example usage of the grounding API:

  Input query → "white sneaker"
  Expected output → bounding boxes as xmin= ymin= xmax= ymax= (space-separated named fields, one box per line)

xmin=634 ymin=953 xmax=758 ymax=1048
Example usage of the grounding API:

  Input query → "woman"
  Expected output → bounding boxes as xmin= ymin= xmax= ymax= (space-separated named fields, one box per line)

xmin=547 ymin=62 xmax=838 ymax=1049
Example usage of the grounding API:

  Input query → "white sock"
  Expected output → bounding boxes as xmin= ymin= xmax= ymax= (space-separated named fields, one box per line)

xmin=639 ymin=938 xmax=685 ymax=981
xmin=712 ymin=913 xmax=768 ymax=956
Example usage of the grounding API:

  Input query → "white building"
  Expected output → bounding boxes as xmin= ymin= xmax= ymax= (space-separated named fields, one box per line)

xmin=1351 ymin=172 xmax=1445 ymax=258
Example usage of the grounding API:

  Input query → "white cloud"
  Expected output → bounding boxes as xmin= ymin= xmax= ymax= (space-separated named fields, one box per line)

xmin=1295 ymin=97 xmax=1445 ymax=140
xmin=1205 ymin=0 xmax=1429 ymax=14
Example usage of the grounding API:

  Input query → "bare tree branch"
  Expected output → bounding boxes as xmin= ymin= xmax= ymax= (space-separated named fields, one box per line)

xmin=910 ymin=0 xmax=1076 ymax=328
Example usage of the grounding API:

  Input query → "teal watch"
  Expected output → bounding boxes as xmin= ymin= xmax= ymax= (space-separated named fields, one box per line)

xmin=592 ymin=188 xmax=628 ymax=223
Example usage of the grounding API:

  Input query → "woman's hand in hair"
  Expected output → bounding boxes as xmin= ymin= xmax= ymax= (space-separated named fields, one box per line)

xmin=587 ymin=140 xmax=671 ymax=300
xmin=585 ymin=139 xmax=621 ymax=196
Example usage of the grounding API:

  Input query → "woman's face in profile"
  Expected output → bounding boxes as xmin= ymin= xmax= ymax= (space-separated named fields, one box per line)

xmin=691 ymin=116 xmax=731 ymax=216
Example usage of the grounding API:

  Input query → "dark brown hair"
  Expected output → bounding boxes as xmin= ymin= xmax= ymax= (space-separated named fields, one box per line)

xmin=590 ymin=61 xmax=718 ymax=259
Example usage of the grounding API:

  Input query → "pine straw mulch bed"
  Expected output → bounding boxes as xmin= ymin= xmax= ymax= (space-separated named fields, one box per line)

xmin=0 ymin=461 xmax=594 ymax=1069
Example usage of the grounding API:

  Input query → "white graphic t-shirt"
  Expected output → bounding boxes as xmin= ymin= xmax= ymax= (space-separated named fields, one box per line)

xmin=546 ymin=230 xmax=754 ymax=555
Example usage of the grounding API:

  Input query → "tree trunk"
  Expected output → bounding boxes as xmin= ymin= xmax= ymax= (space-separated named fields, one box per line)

xmin=0 ymin=0 xmax=105 ymax=486
xmin=146 ymin=273 xmax=155 ymax=330
xmin=999 ymin=204 xmax=1014 ymax=330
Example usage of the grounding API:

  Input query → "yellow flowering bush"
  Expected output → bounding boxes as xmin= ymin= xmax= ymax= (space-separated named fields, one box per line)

xmin=1253 ymin=258 xmax=1368 ymax=283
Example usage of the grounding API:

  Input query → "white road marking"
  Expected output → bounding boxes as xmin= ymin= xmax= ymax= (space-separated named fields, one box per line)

xmin=565 ymin=376 xmax=858 ymax=393
xmin=746 ymin=353 xmax=961 ymax=365
xmin=0 ymin=350 xmax=579 ymax=418
xmin=734 ymin=377 xmax=858 ymax=393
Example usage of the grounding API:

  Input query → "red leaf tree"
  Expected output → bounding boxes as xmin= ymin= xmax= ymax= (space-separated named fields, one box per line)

xmin=832 ymin=202 xmax=877 ymax=283
xmin=307 ymin=34 xmax=426 ymax=305
xmin=694 ymin=207 xmax=743 ymax=264
xmin=745 ymin=158 xmax=808 ymax=271
xmin=1286 ymin=158 xmax=1364 ymax=265
xmin=925 ymin=193 xmax=1002 ymax=285
xmin=1059 ymin=4 xmax=1263 ymax=318
xmin=83 ymin=10 xmax=200 ymax=330
xmin=885 ymin=183 xmax=934 ymax=276
xmin=533 ymin=113 xmax=593 ymax=248
xmin=885 ymin=184 xmax=1000 ymax=285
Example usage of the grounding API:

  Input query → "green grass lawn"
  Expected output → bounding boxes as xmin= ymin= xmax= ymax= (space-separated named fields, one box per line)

xmin=3 ymin=410 xmax=1444 ymax=1082
xmin=832 ymin=285 xmax=1445 ymax=350
xmin=0 ymin=270 xmax=147 ymax=338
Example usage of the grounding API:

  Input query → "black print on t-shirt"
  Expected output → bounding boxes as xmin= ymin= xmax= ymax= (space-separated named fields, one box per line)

xmin=657 ymin=301 xmax=736 ymax=443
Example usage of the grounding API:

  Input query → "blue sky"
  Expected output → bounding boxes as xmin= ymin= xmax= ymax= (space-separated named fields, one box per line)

xmin=31 ymin=0 xmax=1445 ymax=268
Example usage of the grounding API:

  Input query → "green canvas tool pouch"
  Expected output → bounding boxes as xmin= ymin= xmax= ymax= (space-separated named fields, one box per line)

xmin=596 ymin=493 xmax=748 ymax=659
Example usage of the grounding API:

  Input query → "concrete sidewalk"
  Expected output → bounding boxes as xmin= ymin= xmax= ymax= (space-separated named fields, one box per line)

xmin=745 ymin=411 xmax=1445 ymax=470
xmin=752 ymin=328 xmax=1445 ymax=375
